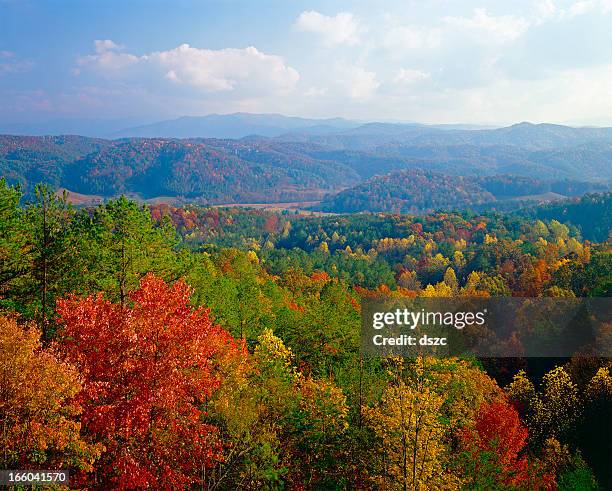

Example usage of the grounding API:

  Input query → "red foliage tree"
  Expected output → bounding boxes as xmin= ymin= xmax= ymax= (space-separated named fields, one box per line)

xmin=57 ymin=273 xmax=243 ymax=489
xmin=465 ymin=401 xmax=527 ymax=479
xmin=459 ymin=401 xmax=554 ymax=489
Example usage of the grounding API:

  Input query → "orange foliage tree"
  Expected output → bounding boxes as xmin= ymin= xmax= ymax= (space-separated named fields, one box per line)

xmin=57 ymin=274 xmax=244 ymax=489
xmin=0 ymin=315 xmax=101 ymax=470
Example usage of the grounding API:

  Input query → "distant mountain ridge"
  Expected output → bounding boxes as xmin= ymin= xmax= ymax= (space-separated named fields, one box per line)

xmin=1 ymin=117 xmax=612 ymax=208
xmin=278 ymin=122 xmax=612 ymax=152
xmin=114 ymin=113 xmax=361 ymax=139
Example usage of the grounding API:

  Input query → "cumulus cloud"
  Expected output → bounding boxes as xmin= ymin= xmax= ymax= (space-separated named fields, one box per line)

xmin=77 ymin=40 xmax=138 ymax=73
xmin=295 ymin=11 xmax=361 ymax=46
xmin=443 ymin=8 xmax=530 ymax=43
xmin=94 ymin=39 xmax=123 ymax=52
xmin=146 ymin=44 xmax=299 ymax=92
xmin=77 ymin=41 xmax=299 ymax=95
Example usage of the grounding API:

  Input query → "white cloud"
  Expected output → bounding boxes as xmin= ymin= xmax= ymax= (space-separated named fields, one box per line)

xmin=94 ymin=39 xmax=123 ymax=53
xmin=340 ymin=65 xmax=380 ymax=100
xmin=444 ymin=8 xmax=530 ymax=43
xmin=77 ymin=41 xmax=299 ymax=94
xmin=146 ymin=44 xmax=299 ymax=93
xmin=363 ymin=62 xmax=612 ymax=126
xmin=566 ymin=0 xmax=612 ymax=17
xmin=535 ymin=0 xmax=558 ymax=20
xmin=381 ymin=25 xmax=443 ymax=51
xmin=392 ymin=68 xmax=430 ymax=85
xmin=531 ymin=0 xmax=612 ymax=23
xmin=295 ymin=11 xmax=361 ymax=46
xmin=78 ymin=40 xmax=138 ymax=73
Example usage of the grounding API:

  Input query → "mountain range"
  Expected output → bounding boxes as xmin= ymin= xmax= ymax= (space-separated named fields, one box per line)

xmin=0 ymin=113 xmax=492 ymax=139
xmin=1 ymin=114 xmax=611 ymax=212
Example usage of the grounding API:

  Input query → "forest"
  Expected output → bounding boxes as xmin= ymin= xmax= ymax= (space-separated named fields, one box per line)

xmin=1 ymin=177 xmax=610 ymax=489
xmin=2 ymin=131 xmax=610 ymax=211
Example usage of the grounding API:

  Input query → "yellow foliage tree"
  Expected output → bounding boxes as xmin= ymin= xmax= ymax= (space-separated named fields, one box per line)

xmin=507 ymin=366 xmax=580 ymax=446
xmin=364 ymin=375 xmax=458 ymax=490
xmin=420 ymin=282 xmax=454 ymax=297
xmin=0 ymin=315 xmax=101 ymax=470
xmin=364 ymin=357 xmax=503 ymax=490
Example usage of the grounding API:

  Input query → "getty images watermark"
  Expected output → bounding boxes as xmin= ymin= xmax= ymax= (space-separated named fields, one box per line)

xmin=361 ymin=297 xmax=611 ymax=358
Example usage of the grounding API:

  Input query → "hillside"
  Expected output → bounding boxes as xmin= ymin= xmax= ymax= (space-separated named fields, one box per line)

xmin=0 ymin=135 xmax=109 ymax=192
xmin=315 ymin=169 xmax=496 ymax=214
xmin=316 ymin=170 xmax=608 ymax=214
xmin=296 ymin=142 xmax=612 ymax=182
xmin=0 ymin=136 xmax=362 ymax=203
xmin=1 ymin=123 xmax=611 ymax=205
xmin=62 ymin=138 xmax=360 ymax=203
xmin=518 ymin=192 xmax=612 ymax=242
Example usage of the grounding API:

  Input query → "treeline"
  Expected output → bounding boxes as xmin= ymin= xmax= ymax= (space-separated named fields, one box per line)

xmin=518 ymin=193 xmax=612 ymax=243
xmin=1 ymin=178 xmax=611 ymax=489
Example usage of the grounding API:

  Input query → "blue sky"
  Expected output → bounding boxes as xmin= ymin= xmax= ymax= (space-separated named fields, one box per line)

xmin=2 ymin=0 xmax=612 ymax=125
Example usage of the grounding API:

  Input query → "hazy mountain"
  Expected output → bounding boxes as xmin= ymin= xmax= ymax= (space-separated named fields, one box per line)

xmin=115 ymin=113 xmax=360 ymax=138
xmin=283 ymin=122 xmax=612 ymax=151
xmin=0 ymin=118 xmax=150 ymax=138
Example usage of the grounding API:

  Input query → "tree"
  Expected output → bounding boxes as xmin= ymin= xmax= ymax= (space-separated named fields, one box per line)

xmin=397 ymin=270 xmax=421 ymax=290
xmin=206 ymin=328 xmax=351 ymax=490
xmin=318 ymin=241 xmax=330 ymax=254
xmin=364 ymin=357 xmax=460 ymax=490
xmin=443 ymin=267 xmax=458 ymax=292
xmin=549 ymin=220 xmax=570 ymax=240
xmin=579 ymin=366 xmax=612 ymax=489
xmin=23 ymin=185 xmax=76 ymax=338
xmin=507 ymin=367 xmax=580 ymax=447
xmin=288 ymin=376 xmax=350 ymax=488
xmin=76 ymin=197 xmax=182 ymax=305
xmin=204 ymin=328 xmax=292 ymax=490
xmin=57 ymin=274 xmax=243 ymax=489
xmin=0 ymin=315 xmax=101 ymax=470
xmin=0 ymin=180 xmax=28 ymax=306
xmin=458 ymin=401 xmax=534 ymax=489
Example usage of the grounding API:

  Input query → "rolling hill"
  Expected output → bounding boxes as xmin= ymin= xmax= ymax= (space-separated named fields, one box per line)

xmin=315 ymin=170 xmax=609 ymax=214
xmin=1 ymin=119 xmax=611 ymax=207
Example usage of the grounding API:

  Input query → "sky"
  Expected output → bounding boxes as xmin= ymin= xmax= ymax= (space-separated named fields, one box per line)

xmin=1 ymin=0 xmax=612 ymax=126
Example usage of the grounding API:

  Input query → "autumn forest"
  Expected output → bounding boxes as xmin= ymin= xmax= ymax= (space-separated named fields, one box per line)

xmin=1 ymin=178 xmax=610 ymax=489
xmin=3 ymin=0 xmax=612 ymax=487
